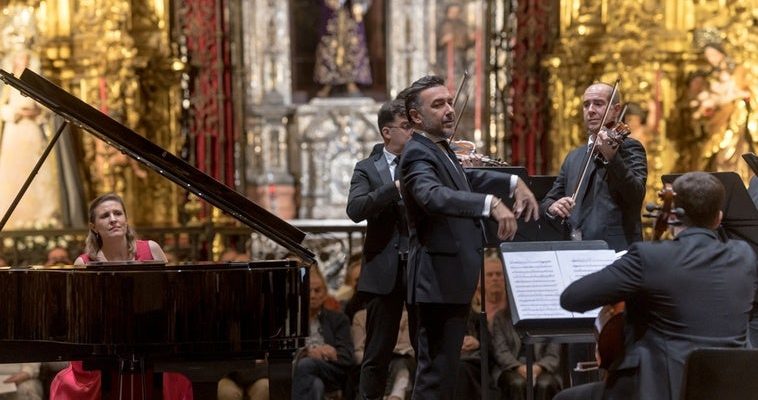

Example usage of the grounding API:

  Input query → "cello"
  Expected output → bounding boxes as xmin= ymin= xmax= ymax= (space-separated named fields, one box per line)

xmin=593 ymin=184 xmax=679 ymax=369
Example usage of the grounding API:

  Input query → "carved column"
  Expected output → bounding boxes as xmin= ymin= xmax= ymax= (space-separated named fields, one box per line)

xmin=241 ymin=0 xmax=297 ymax=219
xmin=386 ymin=0 xmax=430 ymax=95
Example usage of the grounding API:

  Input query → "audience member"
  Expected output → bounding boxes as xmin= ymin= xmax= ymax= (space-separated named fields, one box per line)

xmin=352 ymin=308 xmax=415 ymax=399
xmin=334 ymin=253 xmax=361 ymax=304
xmin=293 ymin=268 xmax=354 ymax=400
xmin=217 ymin=361 xmax=268 ymax=400
xmin=492 ymin=307 xmax=561 ymax=400
xmin=453 ymin=305 xmax=491 ymax=400
xmin=44 ymin=246 xmax=71 ymax=266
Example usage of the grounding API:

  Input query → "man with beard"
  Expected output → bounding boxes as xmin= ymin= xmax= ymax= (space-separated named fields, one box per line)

xmin=398 ymin=75 xmax=539 ymax=399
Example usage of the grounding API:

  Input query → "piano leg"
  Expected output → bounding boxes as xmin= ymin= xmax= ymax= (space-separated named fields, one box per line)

xmin=268 ymin=352 xmax=294 ymax=400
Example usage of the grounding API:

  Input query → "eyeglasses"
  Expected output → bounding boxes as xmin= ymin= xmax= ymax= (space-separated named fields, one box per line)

xmin=385 ymin=124 xmax=412 ymax=131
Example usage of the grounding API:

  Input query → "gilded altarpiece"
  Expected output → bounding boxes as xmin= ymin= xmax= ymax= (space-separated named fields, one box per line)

xmin=547 ymin=0 xmax=758 ymax=215
xmin=14 ymin=0 xmax=181 ymax=226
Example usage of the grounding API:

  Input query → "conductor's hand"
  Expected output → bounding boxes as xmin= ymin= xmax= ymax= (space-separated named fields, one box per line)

xmin=491 ymin=197 xmax=517 ymax=241
xmin=548 ymin=196 xmax=575 ymax=219
xmin=513 ymin=178 xmax=539 ymax=222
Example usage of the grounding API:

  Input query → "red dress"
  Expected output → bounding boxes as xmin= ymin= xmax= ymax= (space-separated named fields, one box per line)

xmin=50 ymin=240 xmax=193 ymax=399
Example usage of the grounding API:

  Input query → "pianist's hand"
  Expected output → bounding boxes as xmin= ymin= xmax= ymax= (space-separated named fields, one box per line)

xmin=3 ymin=371 xmax=30 ymax=384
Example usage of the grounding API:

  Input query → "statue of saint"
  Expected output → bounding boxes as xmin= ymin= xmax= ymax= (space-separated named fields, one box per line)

xmin=436 ymin=3 xmax=473 ymax=90
xmin=0 ymin=48 xmax=63 ymax=229
xmin=689 ymin=42 xmax=756 ymax=181
xmin=314 ymin=0 xmax=372 ymax=98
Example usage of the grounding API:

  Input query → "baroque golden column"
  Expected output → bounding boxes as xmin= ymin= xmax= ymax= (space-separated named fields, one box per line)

xmin=43 ymin=0 xmax=181 ymax=225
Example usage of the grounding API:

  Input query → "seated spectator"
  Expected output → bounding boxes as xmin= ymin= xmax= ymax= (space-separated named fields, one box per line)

xmin=215 ymin=249 xmax=266 ymax=399
xmin=492 ymin=306 xmax=561 ymax=400
xmin=0 ymin=363 xmax=43 ymax=400
xmin=217 ymin=360 xmax=268 ymax=400
xmin=454 ymin=296 xmax=492 ymax=400
xmin=334 ymin=253 xmax=361 ymax=304
xmin=219 ymin=248 xmax=250 ymax=262
xmin=352 ymin=307 xmax=415 ymax=400
xmin=45 ymin=246 xmax=72 ymax=266
xmin=481 ymin=253 xmax=507 ymax=327
xmin=293 ymin=268 xmax=354 ymax=400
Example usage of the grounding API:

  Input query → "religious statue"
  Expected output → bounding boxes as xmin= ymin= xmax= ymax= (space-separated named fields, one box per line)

xmin=436 ymin=2 xmax=473 ymax=90
xmin=0 ymin=7 xmax=64 ymax=229
xmin=689 ymin=38 xmax=756 ymax=181
xmin=314 ymin=0 xmax=373 ymax=97
xmin=623 ymin=99 xmax=659 ymax=152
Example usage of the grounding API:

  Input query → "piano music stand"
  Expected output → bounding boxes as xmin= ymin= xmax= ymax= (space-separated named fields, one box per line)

xmin=500 ymin=240 xmax=608 ymax=400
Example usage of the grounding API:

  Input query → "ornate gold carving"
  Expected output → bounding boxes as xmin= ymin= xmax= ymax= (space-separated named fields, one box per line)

xmin=31 ymin=0 xmax=181 ymax=226
xmin=549 ymin=0 xmax=758 ymax=237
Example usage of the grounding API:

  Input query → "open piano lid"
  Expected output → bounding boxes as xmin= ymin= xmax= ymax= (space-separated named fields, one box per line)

xmin=0 ymin=68 xmax=315 ymax=263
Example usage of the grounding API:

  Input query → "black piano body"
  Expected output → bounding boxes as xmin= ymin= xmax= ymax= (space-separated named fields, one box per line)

xmin=0 ymin=69 xmax=315 ymax=399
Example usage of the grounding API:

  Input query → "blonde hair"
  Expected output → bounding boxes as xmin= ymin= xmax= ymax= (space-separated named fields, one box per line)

xmin=85 ymin=193 xmax=136 ymax=260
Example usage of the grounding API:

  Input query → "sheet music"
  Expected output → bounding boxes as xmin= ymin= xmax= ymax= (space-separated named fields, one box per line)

xmin=501 ymin=251 xmax=573 ymax=319
xmin=555 ymin=249 xmax=617 ymax=318
xmin=0 ymin=376 xmax=15 ymax=394
xmin=502 ymin=249 xmax=617 ymax=322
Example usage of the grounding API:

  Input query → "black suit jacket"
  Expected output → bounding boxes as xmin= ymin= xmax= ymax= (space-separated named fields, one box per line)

xmin=399 ymin=132 xmax=512 ymax=304
xmin=541 ymin=138 xmax=647 ymax=251
xmin=346 ymin=143 xmax=408 ymax=295
xmin=561 ymin=228 xmax=758 ymax=400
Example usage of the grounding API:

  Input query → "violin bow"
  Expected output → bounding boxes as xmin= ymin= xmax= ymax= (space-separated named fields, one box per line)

xmin=449 ymin=70 xmax=471 ymax=144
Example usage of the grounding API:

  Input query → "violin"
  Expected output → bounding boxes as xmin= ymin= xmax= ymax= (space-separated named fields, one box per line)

xmin=451 ymin=140 xmax=510 ymax=167
xmin=594 ymin=120 xmax=632 ymax=163
xmin=645 ymin=183 xmax=683 ymax=240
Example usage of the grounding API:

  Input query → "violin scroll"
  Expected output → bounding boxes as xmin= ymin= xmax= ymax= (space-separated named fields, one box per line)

xmin=643 ymin=183 xmax=683 ymax=240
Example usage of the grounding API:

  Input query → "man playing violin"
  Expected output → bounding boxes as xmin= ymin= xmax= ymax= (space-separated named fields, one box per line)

xmin=541 ymin=82 xmax=647 ymax=252
xmin=555 ymin=171 xmax=758 ymax=400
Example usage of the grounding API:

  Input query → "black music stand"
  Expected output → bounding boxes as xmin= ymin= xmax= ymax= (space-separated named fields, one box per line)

xmin=743 ymin=153 xmax=758 ymax=208
xmin=662 ymin=172 xmax=758 ymax=256
xmin=499 ymin=240 xmax=609 ymax=400
xmin=468 ymin=167 xmax=562 ymax=244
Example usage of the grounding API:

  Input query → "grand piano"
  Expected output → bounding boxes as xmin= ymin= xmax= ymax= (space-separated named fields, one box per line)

xmin=0 ymin=69 xmax=316 ymax=399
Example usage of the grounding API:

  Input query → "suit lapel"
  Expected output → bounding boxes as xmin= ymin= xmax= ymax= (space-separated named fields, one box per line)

xmin=414 ymin=133 xmax=469 ymax=190
xmin=569 ymin=150 xmax=596 ymax=228
xmin=373 ymin=151 xmax=392 ymax=185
